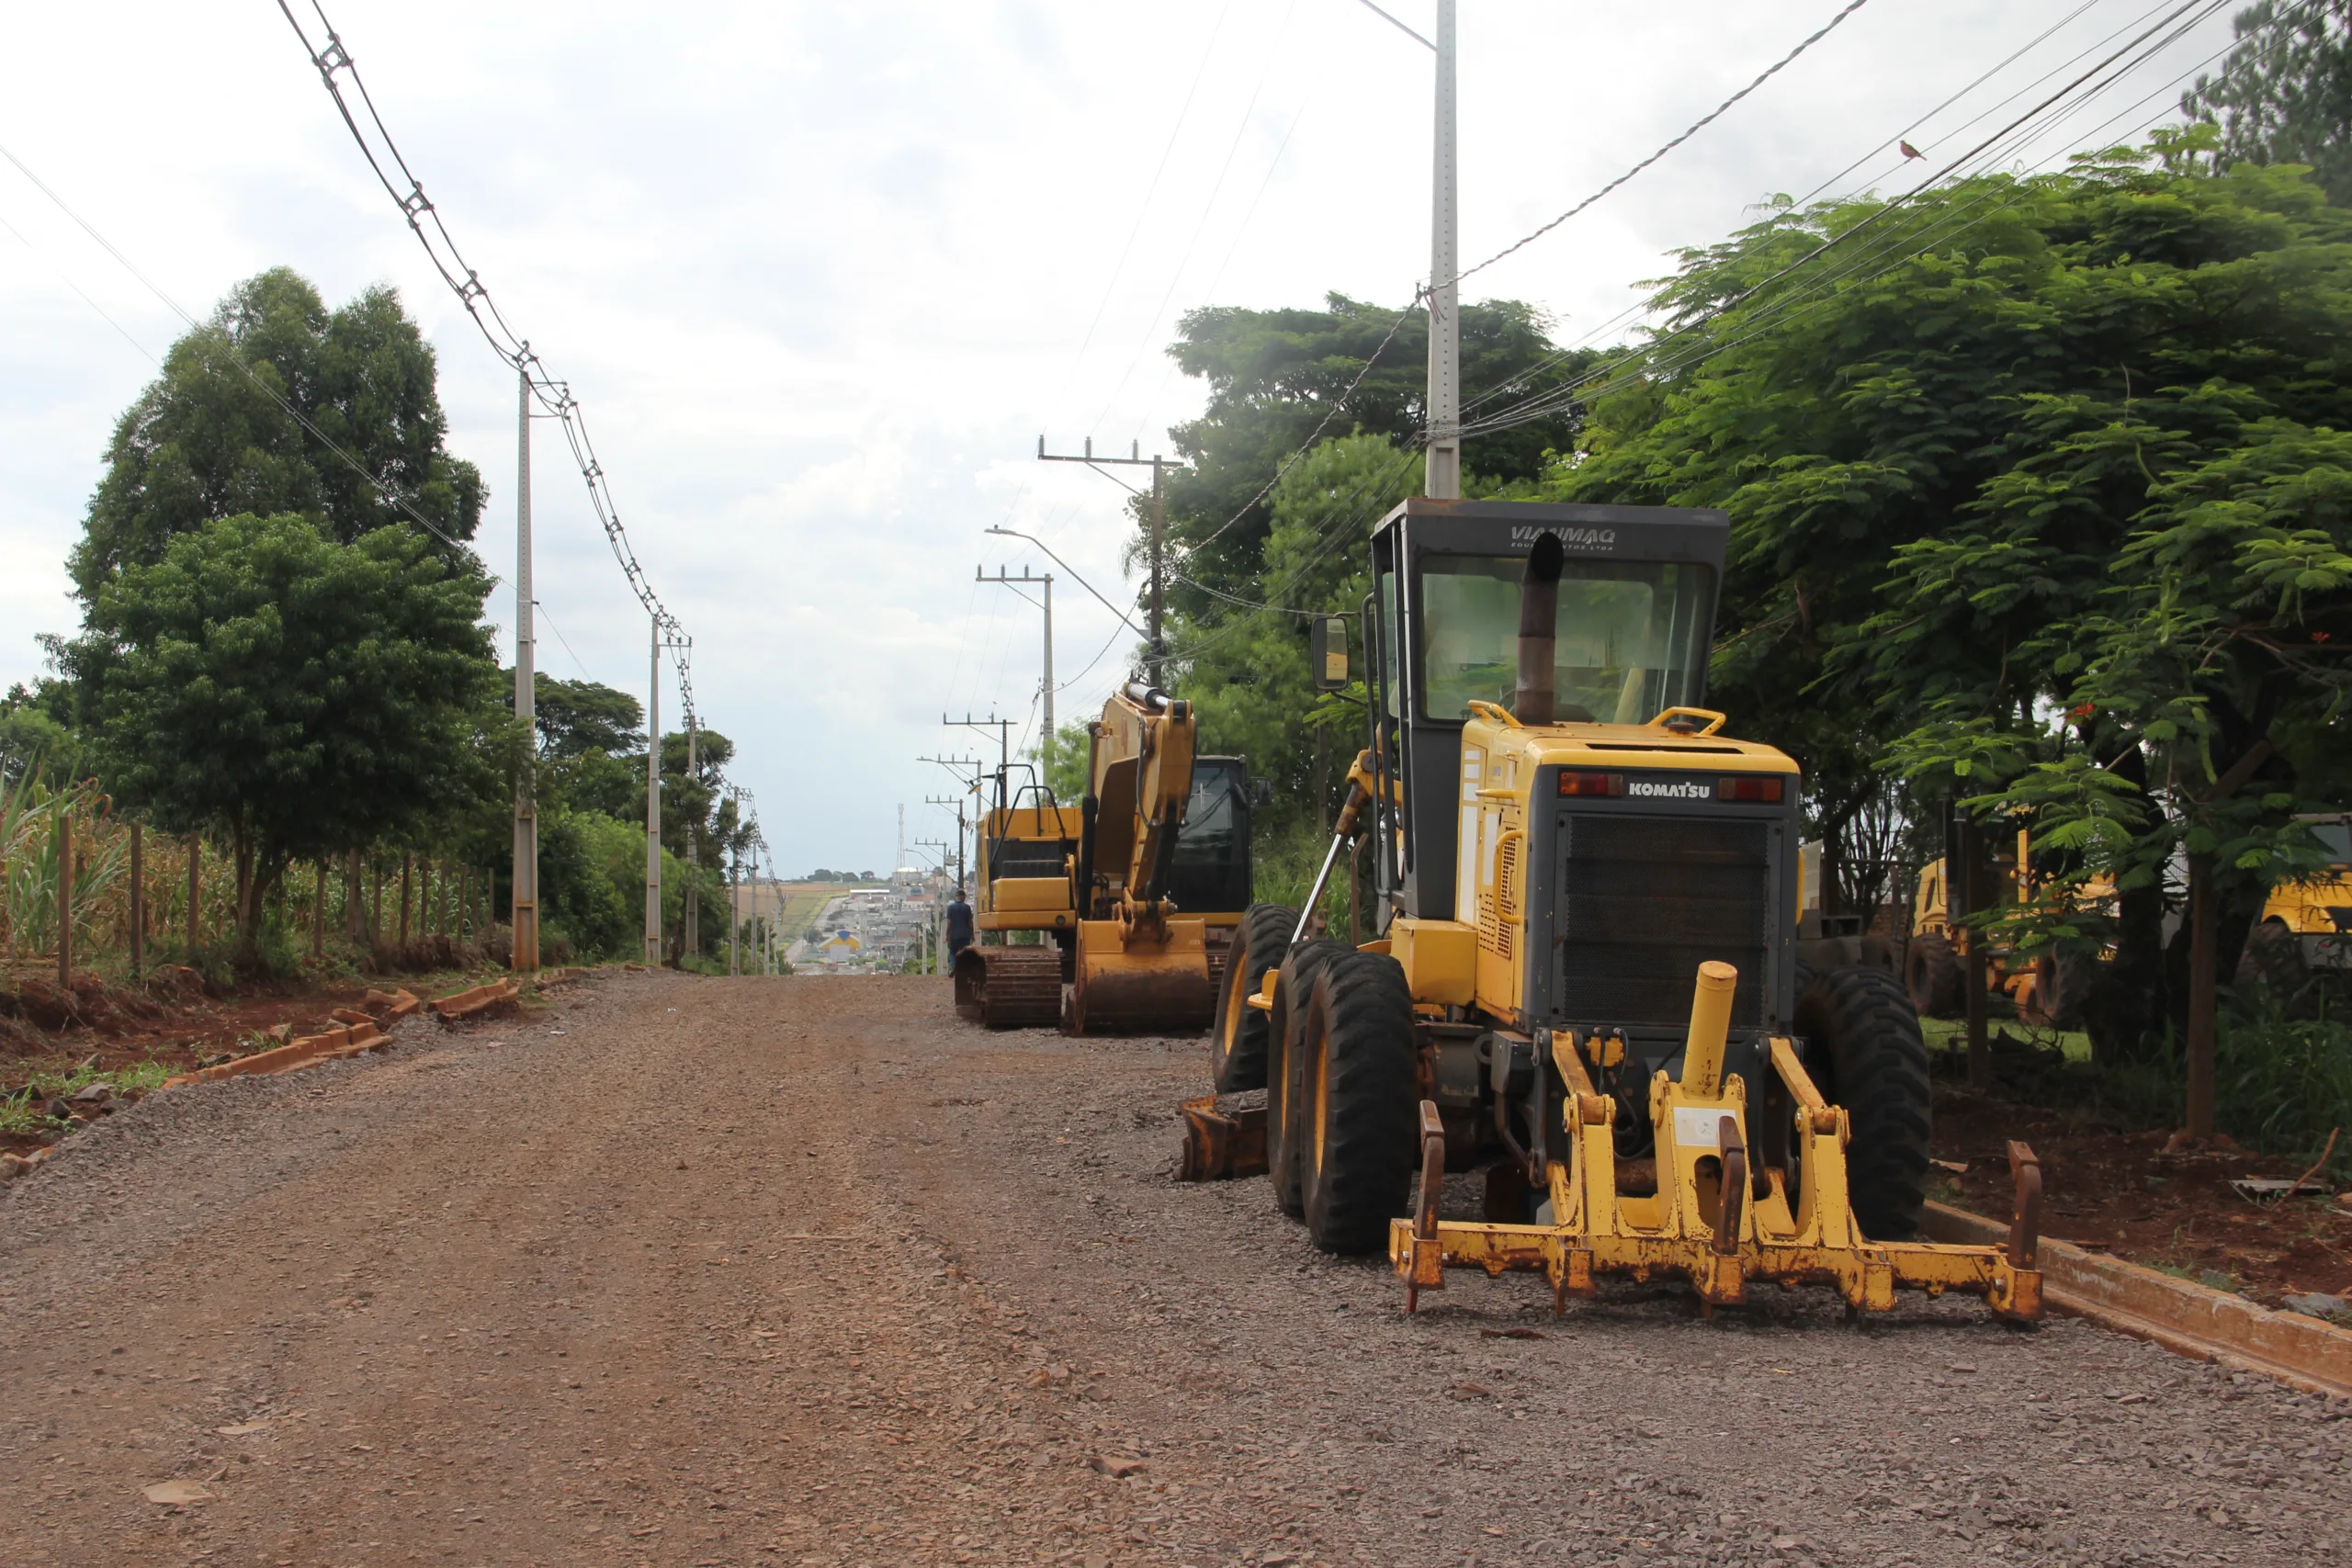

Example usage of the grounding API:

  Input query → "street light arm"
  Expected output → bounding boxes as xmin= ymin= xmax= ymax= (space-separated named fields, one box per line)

xmin=985 ymin=527 xmax=1147 ymax=637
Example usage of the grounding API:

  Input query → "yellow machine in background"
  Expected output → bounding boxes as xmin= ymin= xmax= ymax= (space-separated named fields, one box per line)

xmin=2241 ymin=813 xmax=2352 ymax=995
xmin=953 ymin=683 xmax=1255 ymax=1032
xmin=1185 ymin=498 xmax=2042 ymax=1323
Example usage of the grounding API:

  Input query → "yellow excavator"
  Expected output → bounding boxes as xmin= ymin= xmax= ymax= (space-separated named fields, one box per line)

xmin=954 ymin=682 xmax=1254 ymax=1032
xmin=1183 ymin=497 xmax=2044 ymax=1323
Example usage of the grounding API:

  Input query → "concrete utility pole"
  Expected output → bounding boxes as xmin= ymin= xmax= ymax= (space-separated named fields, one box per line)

xmin=684 ymin=718 xmax=698 ymax=963
xmin=728 ymin=809 xmax=740 ymax=977
xmin=977 ymin=565 xmax=1055 ymax=745
xmin=512 ymin=360 xmax=541 ymax=973
xmin=1037 ymin=438 xmax=1168 ymax=681
xmin=645 ymin=617 xmax=662 ymax=966
xmin=1427 ymin=0 xmax=1462 ymax=501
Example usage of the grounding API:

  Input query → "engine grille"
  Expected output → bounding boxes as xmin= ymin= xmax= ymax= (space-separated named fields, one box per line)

xmin=1555 ymin=813 xmax=1772 ymax=1028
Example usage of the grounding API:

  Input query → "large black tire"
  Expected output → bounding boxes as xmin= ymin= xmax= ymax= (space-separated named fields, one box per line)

xmin=2237 ymin=918 xmax=2309 ymax=1009
xmin=1298 ymin=951 xmax=1419 ymax=1254
xmin=1794 ymin=965 xmax=1932 ymax=1242
xmin=1211 ymin=903 xmax=1297 ymax=1093
xmin=1904 ymin=931 xmax=1963 ymax=1018
xmin=1267 ymin=939 xmax=1351 ymax=1219
xmin=2018 ymin=949 xmax=2094 ymax=1030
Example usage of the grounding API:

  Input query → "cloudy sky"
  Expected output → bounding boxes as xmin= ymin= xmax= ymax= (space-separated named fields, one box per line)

xmin=0 ymin=0 xmax=2242 ymax=875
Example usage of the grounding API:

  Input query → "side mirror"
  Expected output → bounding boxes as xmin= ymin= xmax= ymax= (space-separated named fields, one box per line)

xmin=1310 ymin=615 xmax=1350 ymax=691
xmin=1251 ymin=779 xmax=1275 ymax=808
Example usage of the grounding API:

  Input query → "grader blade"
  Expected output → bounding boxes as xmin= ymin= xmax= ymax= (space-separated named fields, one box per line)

xmin=1070 ymin=918 xmax=1216 ymax=1034
xmin=1386 ymin=962 xmax=2047 ymax=1323
xmin=952 ymin=946 xmax=1063 ymax=1029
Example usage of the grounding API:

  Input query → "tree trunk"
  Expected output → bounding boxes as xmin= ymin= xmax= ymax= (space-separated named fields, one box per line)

xmin=187 ymin=835 xmax=201 ymax=953
xmin=345 ymin=848 xmax=364 ymax=942
xmin=400 ymin=852 xmax=412 ymax=949
xmin=231 ymin=829 xmax=260 ymax=968
xmin=2186 ymin=851 xmax=2218 ymax=1139
xmin=313 ymin=862 xmax=326 ymax=960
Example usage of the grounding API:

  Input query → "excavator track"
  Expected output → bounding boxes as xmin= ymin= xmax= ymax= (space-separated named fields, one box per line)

xmin=953 ymin=946 xmax=1064 ymax=1029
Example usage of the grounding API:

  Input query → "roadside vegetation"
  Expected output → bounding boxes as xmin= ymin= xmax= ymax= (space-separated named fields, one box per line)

xmin=1 ymin=266 xmax=763 ymax=1037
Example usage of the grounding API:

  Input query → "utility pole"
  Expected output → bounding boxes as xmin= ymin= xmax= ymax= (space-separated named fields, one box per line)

xmin=977 ymin=565 xmax=1055 ymax=746
xmin=1427 ymin=0 xmax=1461 ymax=501
xmin=645 ymin=616 xmax=662 ymax=966
xmin=944 ymin=716 xmax=1013 ymax=810
xmin=683 ymin=718 xmax=698 ymax=964
xmin=1038 ymin=437 xmax=1169 ymax=681
xmin=512 ymin=359 xmax=541 ymax=972
xmin=926 ymin=794 xmax=970 ymax=895
xmin=728 ymin=799 xmax=740 ymax=977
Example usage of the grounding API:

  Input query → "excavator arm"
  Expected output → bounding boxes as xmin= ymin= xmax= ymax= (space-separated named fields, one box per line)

xmin=1087 ymin=682 xmax=1198 ymax=922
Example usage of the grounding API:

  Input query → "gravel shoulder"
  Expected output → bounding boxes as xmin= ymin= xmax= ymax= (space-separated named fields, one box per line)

xmin=1 ymin=970 xmax=2345 ymax=1568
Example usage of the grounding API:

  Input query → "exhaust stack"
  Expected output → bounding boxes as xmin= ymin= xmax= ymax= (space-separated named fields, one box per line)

xmin=1514 ymin=532 xmax=1565 ymax=724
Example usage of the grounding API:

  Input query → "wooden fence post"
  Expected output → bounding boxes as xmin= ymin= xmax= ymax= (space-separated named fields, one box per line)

xmin=56 ymin=810 xmax=72 ymax=988
xmin=129 ymin=822 xmax=144 ymax=977
xmin=186 ymin=834 xmax=200 ymax=953
xmin=400 ymin=852 xmax=413 ymax=948
xmin=313 ymin=861 xmax=326 ymax=960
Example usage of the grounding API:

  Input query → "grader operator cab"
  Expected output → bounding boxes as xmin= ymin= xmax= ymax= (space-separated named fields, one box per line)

xmin=1190 ymin=498 xmax=2043 ymax=1321
xmin=953 ymin=683 xmax=1255 ymax=1032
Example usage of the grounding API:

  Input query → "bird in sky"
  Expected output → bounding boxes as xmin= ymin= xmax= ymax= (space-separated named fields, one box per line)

xmin=1900 ymin=140 xmax=1925 ymax=159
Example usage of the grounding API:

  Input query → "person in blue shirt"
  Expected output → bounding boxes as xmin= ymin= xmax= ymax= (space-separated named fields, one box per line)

xmin=945 ymin=889 xmax=974 ymax=962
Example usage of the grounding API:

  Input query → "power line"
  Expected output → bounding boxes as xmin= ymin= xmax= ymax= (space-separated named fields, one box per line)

xmin=1445 ymin=0 xmax=1881 ymax=292
xmin=275 ymin=0 xmax=698 ymax=728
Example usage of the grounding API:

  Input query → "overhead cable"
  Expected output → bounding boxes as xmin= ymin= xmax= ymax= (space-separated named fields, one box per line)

xmin=1443 ymin=0 xmax=1880 ymax=292
xmin=275 ymin=0 xmax=697 ymax=728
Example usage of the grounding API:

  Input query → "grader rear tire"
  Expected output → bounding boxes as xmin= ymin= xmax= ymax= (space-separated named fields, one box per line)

xmin=1905 ymin=931 xmax=1963 ymax=1018
xmin=1298 ymin=950 xmax=1419 ymax=1255
xmin=1795 ymin=965 xmax=1932 ymax=1242
xmin=1267 ymin=939 xmax=1350 ymax=1220
xmin=1211 ymin=904 xmax=1297 ymax=1093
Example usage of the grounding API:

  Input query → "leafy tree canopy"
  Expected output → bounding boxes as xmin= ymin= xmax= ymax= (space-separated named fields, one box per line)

xmin=529 ymin=674 xmax=644 ymax=759
xmin=73 ymin=266 xmax=485 ymax=602
xmin=1151 ymin=294 xmax=1599 ymax=615
xmin=1547 ymin=132 xmax=2352 ymax=1077
xmin=81 ymin=513 xmax=506 ymax=960
xmin=2187 ymin=0 xmax=2352 ymax=206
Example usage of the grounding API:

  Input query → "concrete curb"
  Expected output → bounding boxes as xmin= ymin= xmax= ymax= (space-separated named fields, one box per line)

xmin=430 ymin=976 xmax=521 ymax=1021
xmin=1921 ymin=1201 xmax=2352 ymax=1398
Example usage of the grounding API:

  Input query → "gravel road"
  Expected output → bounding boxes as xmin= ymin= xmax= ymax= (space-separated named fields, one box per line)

xmin=1 ymin=970 xmax=2345 ymax=1567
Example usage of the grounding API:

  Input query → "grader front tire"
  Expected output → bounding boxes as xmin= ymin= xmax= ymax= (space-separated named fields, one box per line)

xmin=1796 ymin=965 xmax=1933 ymax=1241
xmin=1211 ymin=903 xmax=1297 ymax=1093
xmin=1267 ymin=939 xmax=1351 ymax=1220
xmin=1299 ymin=950 xmax=1419 ymax=1255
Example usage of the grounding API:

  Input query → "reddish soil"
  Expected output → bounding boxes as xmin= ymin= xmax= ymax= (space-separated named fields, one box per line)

xmin=0 ymin=963 xmax=501 ymax=1157
xmin=1933 ymin=1083 xmax=2352 ymax=1305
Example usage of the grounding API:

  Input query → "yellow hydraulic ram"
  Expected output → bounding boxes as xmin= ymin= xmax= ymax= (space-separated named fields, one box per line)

xmin=1390 ymin=961 xmax=2045 ymax=1321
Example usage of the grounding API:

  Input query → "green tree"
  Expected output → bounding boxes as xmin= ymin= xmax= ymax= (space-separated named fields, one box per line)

xmin=2187 ymin=1 xmax=2352 ymax=206
xmin=83 ymin=513 xmax=505 ymax=964
xmin=1152 ymin=295 xmax=1597 ymax=615
xmin=1548 ymin=134 xmax=2352 ymax=1109
xmin=73 ymin=267 xmax=484 ymax=602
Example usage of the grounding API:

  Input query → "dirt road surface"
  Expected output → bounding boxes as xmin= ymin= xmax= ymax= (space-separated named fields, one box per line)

xmin=2 ymin=972 xmax=2345 ymax=1567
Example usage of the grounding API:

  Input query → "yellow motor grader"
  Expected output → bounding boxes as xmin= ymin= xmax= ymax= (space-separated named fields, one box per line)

xmin=1187 ymin=497 xmax=2043 ymax=1322
xmin=953 ymin=682 xmax=1255 ymax=1032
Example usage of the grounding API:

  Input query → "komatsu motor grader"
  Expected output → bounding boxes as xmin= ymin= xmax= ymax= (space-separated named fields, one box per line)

xmin=1188 ymin=497 xmax=2044 ymax=1321
xmin=953 ymin=682 xmax=1254 ymax=1032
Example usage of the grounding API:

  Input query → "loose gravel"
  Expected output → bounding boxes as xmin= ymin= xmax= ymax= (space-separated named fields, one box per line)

xmin=0 ymin=970 xmax=2345 ymax=1567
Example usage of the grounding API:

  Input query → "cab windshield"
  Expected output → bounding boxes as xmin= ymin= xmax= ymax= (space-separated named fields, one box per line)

xmin=1418 ymin=554 xmax=1713 ymax=723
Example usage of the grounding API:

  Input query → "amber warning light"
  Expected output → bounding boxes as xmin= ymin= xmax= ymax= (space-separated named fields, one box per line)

xmin=1557 ymin=772 xmax=1623 ymax=797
